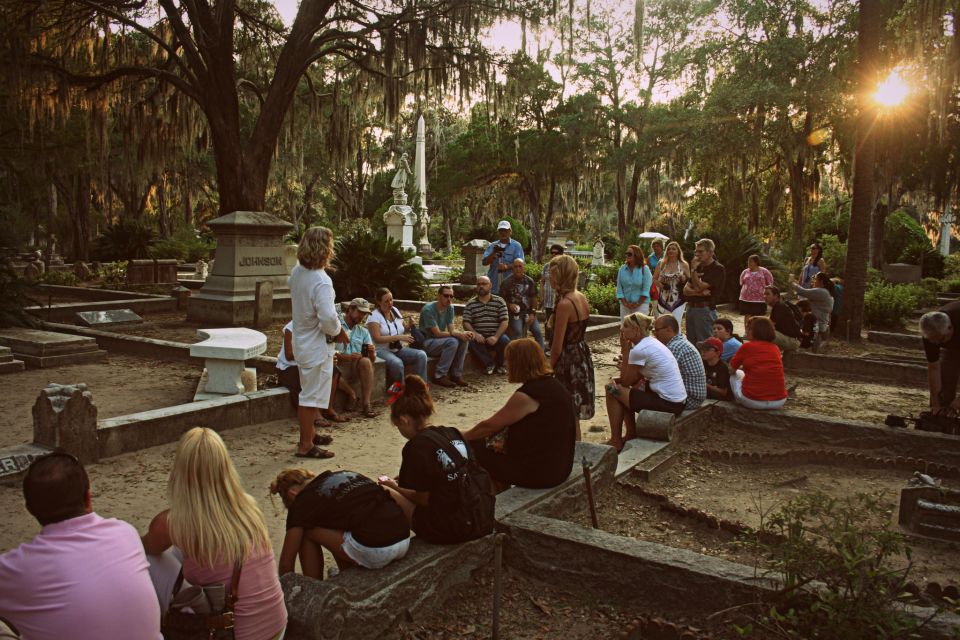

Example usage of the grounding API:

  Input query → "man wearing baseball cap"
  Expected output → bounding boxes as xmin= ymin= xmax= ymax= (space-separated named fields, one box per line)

xmin=333 ymin=298 xmax=380 ymax=417
xmin=697 ymin=337 xmax=730 ymax=400
xmin=481 ymin=220 xmax=524 ymax=295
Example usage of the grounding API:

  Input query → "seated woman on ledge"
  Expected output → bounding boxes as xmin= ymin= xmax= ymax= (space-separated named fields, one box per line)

xmin=729 ymin=316 xmax=787 ymax=410
xmin=381 ymin=375 xmax=495 ymax=544
xmin=462 ymin=338 xmax=576 ymax=489
xmin=605 ymin=313 xmax=687 ymax=452
xmin=270 ymin=468 xmax=410 ymax=578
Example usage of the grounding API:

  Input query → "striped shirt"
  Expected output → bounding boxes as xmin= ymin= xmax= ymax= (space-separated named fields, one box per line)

xmin=463 ymin=295 xmax=508 ymax=338
xmin=666 ymin=334 xmax=706 ymax=410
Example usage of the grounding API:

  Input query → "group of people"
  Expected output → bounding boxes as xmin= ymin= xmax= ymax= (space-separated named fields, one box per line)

xmin=0 ymin=335 xmax=583 ymax=639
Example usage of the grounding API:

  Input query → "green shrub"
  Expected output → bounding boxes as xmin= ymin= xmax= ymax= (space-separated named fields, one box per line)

xmin=39 ymin=271 xmax=79 ymax=286
xmin=91 ymin=220 xmax=155 ymax=261
xmin=0 ymin=263 xmax=39 ymax=327
xmin=818 ymin=234 xmax=847 ymax=276
xmin=884 ymin=209 xmax=931 ymax=264
xmin=898 ymin=244 xmax=945 ymax=278
xmin=149 ymin=228 xmax=214 ymax=262
xmin=97 ymin=261 xmax=128 ymax=289
xmin=742 ymin=491 xmax=920 ymax=639
xmin=921 ymin=277 xmax=944 ymax=294
xmin=867 ymin=267 xmax=885 ymax=288
xmin=945 ymin=279 xmax=960 ymax=293
xmin=944 ymin=254 xmax=960 ymax=280
xmin=330 ymin=229 xmax=426 ymax=301
xmin=588 ymin=261 xmax=622 ymax=286
xmin=524 ymin=261 xmax=544 ymax=282
xmin=808 ymin=198 xmax=850 ymax=243
xmin=863 ymin=284 xmax=926 ymax=328
xmin=583 ymin=281 xmax=618 ymax=316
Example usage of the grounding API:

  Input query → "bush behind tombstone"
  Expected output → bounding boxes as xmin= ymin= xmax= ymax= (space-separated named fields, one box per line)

xmin=330 ymin=229 xmax=426 ymax=301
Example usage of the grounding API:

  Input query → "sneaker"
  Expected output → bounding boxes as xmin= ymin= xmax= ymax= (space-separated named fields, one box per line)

xmin=485 ymin=364 xmax=495 ymax=375
xmin=495 ymin=365 xmax=507 ymax=374
xmin=432 ymin=376 xmax=456 ymax=388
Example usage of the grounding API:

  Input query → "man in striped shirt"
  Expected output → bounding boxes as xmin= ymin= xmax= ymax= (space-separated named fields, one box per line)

xmin=462 ymin=276 xmax=510 ymax=375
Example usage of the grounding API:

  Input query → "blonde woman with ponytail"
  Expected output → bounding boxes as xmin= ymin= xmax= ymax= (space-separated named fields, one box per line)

xmin=142 ymin=428 xmax=286 ymax=640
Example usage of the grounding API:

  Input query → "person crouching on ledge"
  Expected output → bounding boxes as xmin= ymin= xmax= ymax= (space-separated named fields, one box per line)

xmin=270 ymin=468 xmax=410 ymax=579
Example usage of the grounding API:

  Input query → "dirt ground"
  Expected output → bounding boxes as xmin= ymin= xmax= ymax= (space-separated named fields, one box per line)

xmin=569 ymin=441 xmax=960 ymax=586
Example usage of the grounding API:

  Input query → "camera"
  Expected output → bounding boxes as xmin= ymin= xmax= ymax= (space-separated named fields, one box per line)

xmin=389 ymin=340 xmax=403 ymax=351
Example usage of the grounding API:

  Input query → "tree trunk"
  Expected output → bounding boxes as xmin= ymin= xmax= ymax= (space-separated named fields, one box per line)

xmin=183 ymin=172 xmax=193 ymax=228
xmin=157 ymin=173 xmax=169 ymax=238
xmin=625 ymin=158 xmax=643 ymax=237
xmin=539 ymin=174 xmax=558 ymax=258
xmin=72 ymin=172 xmax=91 ymax=261
xmin=840 ymin=0 xmax=880 ymax=342
xmin=46 ymin=179 xmax=57 ymax=267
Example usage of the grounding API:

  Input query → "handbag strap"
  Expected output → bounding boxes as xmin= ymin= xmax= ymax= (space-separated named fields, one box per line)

xmin=169 ymin=561 xmax=243 ymax=611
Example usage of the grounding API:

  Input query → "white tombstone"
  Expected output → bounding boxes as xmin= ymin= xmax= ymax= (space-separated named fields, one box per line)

xmin=189 ymin=328 xmax=266 ymax=395
xmin=592 ymin=240 xmax=606 ymax=267
xmin=195 ymin=259 xmax=209 ymax=280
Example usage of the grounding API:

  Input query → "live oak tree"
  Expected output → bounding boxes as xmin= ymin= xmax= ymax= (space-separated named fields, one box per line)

xmin=6 ymin=0 xmax=551 ymax=217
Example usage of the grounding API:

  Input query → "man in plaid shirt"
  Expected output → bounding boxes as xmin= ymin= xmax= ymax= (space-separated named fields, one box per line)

xmin=653 ymin=314 xmax=706 ymax=410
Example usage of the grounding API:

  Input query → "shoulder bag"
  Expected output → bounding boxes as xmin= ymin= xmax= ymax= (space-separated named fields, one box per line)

xmin=162 ymin=562 xmax=242 ymax=640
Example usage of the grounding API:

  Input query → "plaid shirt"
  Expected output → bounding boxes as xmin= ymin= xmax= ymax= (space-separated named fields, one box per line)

xmin=666 ymin=334 xmax=706 ymax=410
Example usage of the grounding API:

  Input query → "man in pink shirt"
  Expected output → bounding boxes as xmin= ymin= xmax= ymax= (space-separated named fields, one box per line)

xmin=0 ymin=452 xmax=162 ymax=639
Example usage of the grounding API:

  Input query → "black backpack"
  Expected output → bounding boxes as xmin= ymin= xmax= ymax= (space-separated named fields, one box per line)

xmin=422 ymin=429 xmax=496 ymax=540
xmin=781 ymin=300 xmax=804 ymax=335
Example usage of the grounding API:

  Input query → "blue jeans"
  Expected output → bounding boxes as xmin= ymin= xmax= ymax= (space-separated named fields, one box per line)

xmin=376 ymin=346 xmax=428 ymax=385
xmin=507 ymin=315 xmax=544 ymax=349
xmin=685 ymin=306 xmax=717 ymax=344
xmin=467 ymin=334 xmax=510 ymax=367
xmin=422 ymin=336 xmax=468 ymax=378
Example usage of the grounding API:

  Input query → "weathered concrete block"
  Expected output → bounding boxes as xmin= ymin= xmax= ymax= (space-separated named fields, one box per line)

xmin=883 ymin=263 xmax=922 ymax=284
xmin=155 ymin=259 xmax=178 ymax=283
xmin=32 ymin=383 xmax=98 ymax=464
xmin=127 ymin=259 xmax=155 ymax=284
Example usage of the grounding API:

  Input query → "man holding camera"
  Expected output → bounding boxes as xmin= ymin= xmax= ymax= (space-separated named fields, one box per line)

xmin=481 ymin=220 xmax=525 ymax=295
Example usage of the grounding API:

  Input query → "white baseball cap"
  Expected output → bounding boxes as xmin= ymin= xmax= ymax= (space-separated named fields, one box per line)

xmin=497 ymin=220 xmax=511 ymax=230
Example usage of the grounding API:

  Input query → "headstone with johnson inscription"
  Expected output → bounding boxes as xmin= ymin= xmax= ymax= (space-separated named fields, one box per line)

xmin=187 ymin=211 xmax=293 ymax=325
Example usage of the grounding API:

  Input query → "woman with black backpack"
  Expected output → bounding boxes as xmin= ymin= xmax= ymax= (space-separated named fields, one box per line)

xmin=382 ymin=375 xmax=495 ymax=544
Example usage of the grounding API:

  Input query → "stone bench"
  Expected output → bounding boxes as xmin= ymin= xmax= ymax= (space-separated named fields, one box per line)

xmin=281 ymin=441 xmax=617 ymax=640
xmin=190 ymin=328 xmax=267 ymax=395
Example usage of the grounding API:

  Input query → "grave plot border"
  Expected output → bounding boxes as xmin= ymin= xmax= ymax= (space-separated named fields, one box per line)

xmin=783 ymin=351 xmax=926 ymax=386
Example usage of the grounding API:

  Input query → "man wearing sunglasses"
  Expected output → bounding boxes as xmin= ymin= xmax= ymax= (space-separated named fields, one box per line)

xmin=419 ymin=285 xmax=473 ymax=387
xmin=0 ymin=452 xmax=162 ymax=639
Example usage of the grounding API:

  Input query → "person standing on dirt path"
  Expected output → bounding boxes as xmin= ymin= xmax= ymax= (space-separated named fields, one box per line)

xmin=288 ymin=226 xmax=348 ymax=459
xmin=921 ymin=302 xmax=960 ymax=410
xmin=682 ymin=238 xmax=725 ymax=345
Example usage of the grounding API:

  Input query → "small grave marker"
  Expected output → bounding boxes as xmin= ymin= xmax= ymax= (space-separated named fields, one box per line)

xmin=254 ymin=281 xmax=274 ymax=328
xmin=76 ymin=309 xmax=144 ymax=328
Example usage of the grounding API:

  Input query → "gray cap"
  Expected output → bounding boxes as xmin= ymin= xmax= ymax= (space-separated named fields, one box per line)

xmin=348 ymin=297 xmax=373 ymax=314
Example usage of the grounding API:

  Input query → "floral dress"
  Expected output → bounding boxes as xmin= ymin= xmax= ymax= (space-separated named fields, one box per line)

xmin=554 ymin=297 xmax=596 ymax=420
xmin=657 ymin=263 xmax=687 ymax=313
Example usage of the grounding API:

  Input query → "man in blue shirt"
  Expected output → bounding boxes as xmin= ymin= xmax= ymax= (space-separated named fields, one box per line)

xmin=420 ymin=285 xmax=473 ymax=388
xmin=335 ymin=298 xmax=379 ymax=417
xmin=481 ymin=220 xmax=525 ymax=295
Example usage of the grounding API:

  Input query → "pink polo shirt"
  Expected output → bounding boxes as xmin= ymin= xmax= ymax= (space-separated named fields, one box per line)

xmin=0 ymin=512 xmax=162 ymax=640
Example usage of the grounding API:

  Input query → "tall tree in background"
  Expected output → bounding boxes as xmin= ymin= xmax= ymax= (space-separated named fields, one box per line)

xmin=840 ymin=0 xmax=881 ymax=341
xmin=7 ymin=0 xmax=550 ymax=217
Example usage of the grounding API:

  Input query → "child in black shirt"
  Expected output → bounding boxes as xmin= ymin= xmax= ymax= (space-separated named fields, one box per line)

xmin=382 ymin=374 xmax=495 ymax=544
xmin=697 ymin=337 xmax=730 ymax=400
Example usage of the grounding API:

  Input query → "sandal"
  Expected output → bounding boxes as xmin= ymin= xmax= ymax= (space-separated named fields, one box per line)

xmin=295 ymin=446 xmax=335 ymax=459
xmin=313 ymin=433 xmax=333 ymax=446
xmin=362 ymin=405 xmax=381 ymax=418
xmin=321 ymin=411 xmax=350 ymax=423
xmin=314 ymin=419 xmax=333 ymax=429
xmin=346 ymin=396 xmax=362 ymax=412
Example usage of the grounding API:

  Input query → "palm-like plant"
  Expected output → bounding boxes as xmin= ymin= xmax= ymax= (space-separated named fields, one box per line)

xmin=330 ymin=230 xmax=426 ymax=301
xmin=678 ymin=227 xmax=789 ymax=303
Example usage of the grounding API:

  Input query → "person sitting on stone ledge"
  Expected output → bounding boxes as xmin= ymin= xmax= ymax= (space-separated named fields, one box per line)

xmin=334 ymin=298 xmax=380 ymax=418
xmin=605 ymin=313 xmax=687 ymax=453
xmin=368 ymin=287 xmax=429 ymax=387
xmin=270 ymin=468 xmax=410 ymax=578
xmin=380 ymin=375 xmax=495 ymax=543
xmin=698 ymin=337 xmax=731 ymax=400
xmin=0 ymin=452 xmax=162 ymax=640
xmin=763 ymin=285 xmax=801 ymax=353
xmin=276 ymin=321 xmax=336 ymax=443
xmin=500 ymin=258 xmax=546 ymax=349
xmin=711 ymin=317 xmax=742 ymax=364
xmin=462 ymin=338 xmax=576 ymax=489
xmin=419 ymin=284 xmax=472 ymax=388
xmin=728 ymin=316 xmax=788 ymax=410
xmin=790 ymin=271 xmax=834 ymax=348
xmin=142 ymin=428 xmax=287 ymax=640
xmin=656 ymin=314 xmax=707 ymax=411
xmin=462 ymin=275 xmax=511 ymax=375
